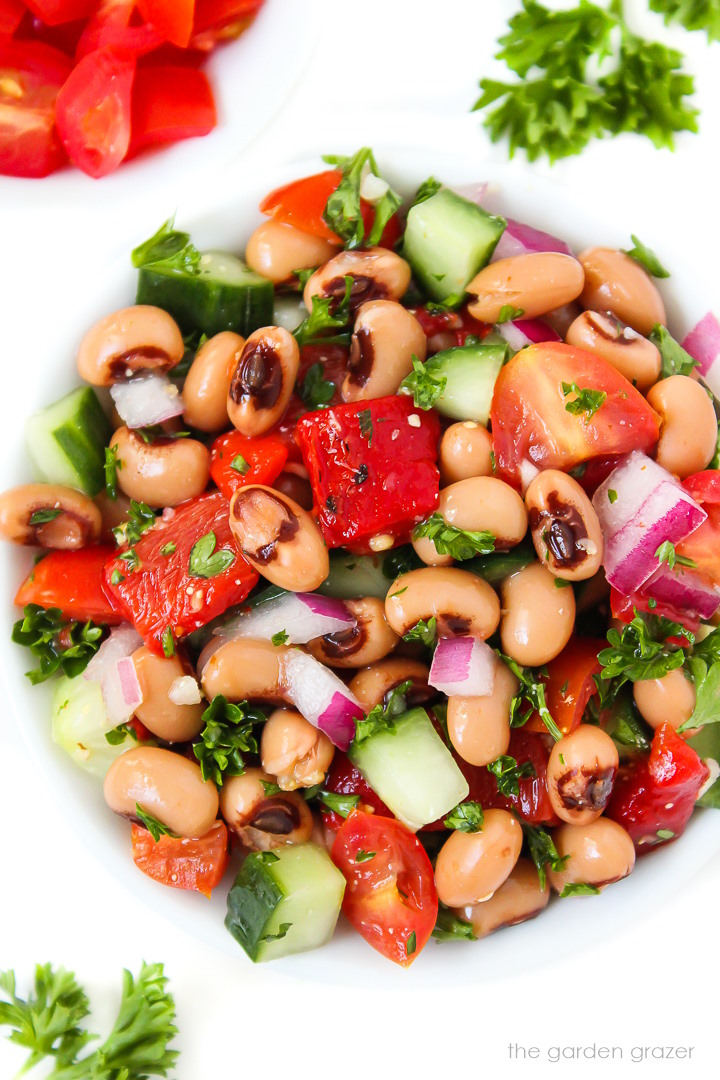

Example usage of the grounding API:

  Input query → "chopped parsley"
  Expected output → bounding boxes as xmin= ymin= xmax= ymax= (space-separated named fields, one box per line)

xmin=105 ymin=723 xmax=138 ymax=746
xmin=358 ymin=408 xmax=373 ymax=446
xmin=135 ymin=804 xmax=177 ymax=842
xmin=131 ymin=215 xmax=201 ymax=273
xmin=192 ymin=695 xmax=266 ymax=785
xmin=260 ymin=780 xmax=282 ymax=796
xmin=412 ymin=513 xmax=495 ymax=560
xmin=161 ymin=626 xmax=175 ymax=658
xmin=188 ymin=530 xmax=235 ymax=578
xmin=497 ymin=304 xmax=525 ymax=322
xmin=443 ymin=801 xmax=484 ymax=833
xmin=598 ymin=610 xmax=693 ymax=696
xmin=655 ymin=540 xmax=697 ymax=570
xmin=560 ymin=882 xmax=601 ymax=898
xmin=110 ymin=569 xmax=125 ymax=586
xmin=524 ymin=823 xmax=569 ymax=889
xmin=352 ymin=680 xmax=412 ymax=746
xmin=29 ymin=507 xmax=63 ymax=526
xmin=271 ymin=630 xmax=289 ymax=646
xmin=355 ymin=850 xmax=377 ymax=863
xmin=432 ymin=905 xmax=477 ymax=943
xmin=112 ymin=500 xmax=156 ymax=547
xmin=501 ymin=654 xmax=563 ymax=741
xmin=300 ymin=363 xmax=335 ymax=409
xmin=398 ymin=354 xmax=447 ymax=410
xmin=650 ymin=324 xmax=698 ymax=378
xmin=623 ymin=234 xmax=670 ymax=278
xmin=608 ymin=489 xmax=618 ymax=503
xmin=230 ymin=454 xmax=250 ymax=475
xmin=562 ymin=381 xmax=607 ymax=420
xmin=11 ymin=605 xmax=104 ymax=684
xmin=104 ymin=443 xmax=122 ymax=500
xmin=405 ymin=931 xmax=417 ymax=957
xmin=316 ymin=790 xmax=360 ymax=818
xmin=160 ymin=541 xmax=176 ymax=556
xmin=487 ymin=754 xmax=536 ymax=797
xmin=402 ymin=617 xmax=437 ymax=648
xmin=293 ymin=276 xmax=353 ymax=348
xmin=411 ymin=176 xmax=442 ymax=206
xmin=322 ymin=147 xmax=402 ymax=249
xmin=650 ymin=0 xmax=720 ymax=41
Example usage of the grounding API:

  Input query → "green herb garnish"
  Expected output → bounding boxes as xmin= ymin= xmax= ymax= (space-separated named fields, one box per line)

xmin=412 ymin=513 xmax=495 ymax=560
xmin=398 ymin=354 xmax=447 ymax=410
xmin=11 ymin=605 xmax=104 ymax=685
xmin=192 ymin=695 xmax=266 ymax=786
xmin=562 ymin=381 xmax=607 ymax=420
xmin=623 ymin=235 xmax=670 ymax=278
xmin=188 ymin=530 xmax=235 ymax=579
xmin=443 ymin=801 xmax=484 ymax=833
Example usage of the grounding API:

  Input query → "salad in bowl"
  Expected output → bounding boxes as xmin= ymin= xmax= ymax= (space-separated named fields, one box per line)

xmin=2 ymin=149 xmax=719 ymax=970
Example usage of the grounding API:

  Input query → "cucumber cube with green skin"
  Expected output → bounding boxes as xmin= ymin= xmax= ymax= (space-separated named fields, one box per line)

xmin=349 ymin=707 xmax=469 ymax=831
xmin=403 ymin=188 xmax=506 ymax=305
xmin=687 ymin=725 xmax=720 ymax=808
xmin=425 ymin=336 xmax=508 ymax=425
xmin=25 ymin=386 xmax=112 ymax=496
xmin=51 ymin=675 xmax=136 ymax=779
xmin=136 ymin=251 xmax=274 ymax=338
xmin=225 ymin=844 xmax=346 ymax=963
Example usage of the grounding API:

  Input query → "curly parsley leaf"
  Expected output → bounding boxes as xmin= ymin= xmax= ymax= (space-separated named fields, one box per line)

xmin=135 ymin=805 xmax=176 ymax=842
xmin=679 ymin=629 xmax=720 ymax=730
xmin=112 ymin=500 xmax=156 ymax=547
xmin=12 ymin=605 xmax=105 ymax=685
xmin=487 ymin=754 xmax=536 ymax=798
xmin=501 ymin=654 xmax=562 ymax=741
xmin=105 ymin=723 xmax=138 ymax=746
xmin=598 ymin=611 xmax=693 ymax=695
xmin=562 ymin=381 xmax=607 ymax=420
xmin=293 ymin=275 xmax=353 ymax=348
xmin=402 ymin=616 xmax=437 ymax=648
xmin=0 ymin=964 xmax=91 ymax=1071
xmin=131 ymin=215 xmax=201 ymax=274
xmin=560 ymin=882 xmax=601 ymax=897
xmin=188 ymin=530 xmax=235 ymax=579
xmin=192 ymin=695 xmax=265 ymax=785
xmin=524 ymin=823 xmax=569 ymax=889
xmin=230 ymin=454 xmax=250 ymax=475
xmin=623 ymin=235 xmax=670 ymax=278
xmin=352 ymin=680 xmax=412 ymax=746
xmin=315 ymin=790 xmax=359 ymax=818
xmin=300 ymin=362 xmax=335 ymax=409
xmin=413 ymin=513 xmax=496 ymax=561
xmin=398 ymin=354 xmax=447 ymax=410
xmin=493 ymin=0 xmax=616 ymax=78
xmin=322 ymin=147 xmax=402 ymax=249
xmin=650 ymin=0 xmax=720 ymax=41
xmin=649 ymin=324 xmax=698 ymax=378
xmin=432 ymin=905 xmax=477 ymax=943
xmin=443 ymin=801 xmax=484 ymax=833
xmin=655 ymin=540 xmax=696 ymax=570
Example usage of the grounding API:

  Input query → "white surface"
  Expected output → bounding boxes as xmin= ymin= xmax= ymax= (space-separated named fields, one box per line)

xmin=1 ymin=0 xmax=720 ymax=1075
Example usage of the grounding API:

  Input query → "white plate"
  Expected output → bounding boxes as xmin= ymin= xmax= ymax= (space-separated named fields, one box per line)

xmin=1 ymin=147 xmax=718 ymax=988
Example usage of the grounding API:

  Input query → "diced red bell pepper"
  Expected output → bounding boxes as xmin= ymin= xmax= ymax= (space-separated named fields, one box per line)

xmin=14 ymin=545 xmax=122 ymax=624
xmin=525 ymin=637 xmax=604 ymax=737
xmin=0 ymin=0 xmax=26 ymax=34
xmin=209 ymin=430 xmax=289 ymax=500
xmin=605 ymin=721 xmax=709 ymax=852
xmin=103 ymin=491 xmax=258 ymax=654
xmin=295 ymin=395 xmax=440 ymax=552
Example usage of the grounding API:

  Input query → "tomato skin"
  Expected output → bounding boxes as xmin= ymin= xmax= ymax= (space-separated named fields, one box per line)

xmin=459 ymin=729 xmax=559 ymax=825
xmin=131 ymin=820 xmax=229 ymax=897
xmin=605 ymin=722 xmax=709 ymax=852
xmin=0 ymin=39 xmax=71 ymax=177
xmin=192 ymin=0 xmax=263 ymax=34
xmin=137 ymin=0 xmax=195 ymax=48
xmin=490 ymin=343 xmax=660 ymax=486
xmin=54 ymin=45 xmax=135 ymax=177
xmin=525 ymin=637 xmax=604 ymax=737
xmin=0 ymin=0 xmax=26 ymax=34
xmin=14 ymin=545 xmax=123 ymax=624
xmin=24 ymin=0 xmax=94 ymax=25
xmin=295 ymin=396 xmax=440 ymax=551
xmin=260 ymin=169 xmax=343 ymax=242
xmin=331 ymin=810 xmax=438 ymax=967
xmin=320 ymin=752 xmax=393 ymax=831
xmin=209 ymin=431 xmax=288 ymax=499
xmin=103 ymin=491 xmax=259 ymax=654
xmin=677 ymin=472 xmax=720 ymax=588
xmin=129 ymin=64 xmax=215 ymax=151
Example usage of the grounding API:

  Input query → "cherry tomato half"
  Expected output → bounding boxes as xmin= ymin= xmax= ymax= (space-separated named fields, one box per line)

xmin=54 ymin=45 xmax=135 ymax=177
xmin=131 ymin=819 xmax=229 ymax=897
xmin=0 ymin=39 xmax=71 ymax=177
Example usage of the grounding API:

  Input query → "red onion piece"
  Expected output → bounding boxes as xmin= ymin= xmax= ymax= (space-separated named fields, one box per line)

xmin=495 ymin=318 xmax=562 ymax=351
xmin=592 ymin=451 xmax=707 ymax=595
xmin=216 ymin=592 xmax=355 ymax=645
xmin=681 ymin=312 xmax=720 ymax=396
xmin=492 ymin=217 xmax=573 ymax=262
xmin=84 ymin=623 xmax=144 ymax=726
xmin=641 ymin=564 xmax=720 ymax=621
xmin=110 ymin=373 xmax=184 ymax=429
xmin=429 ymin=636 xmax=495 ymax=698
xmin=281 ymin=649 xmax=363 ymax=750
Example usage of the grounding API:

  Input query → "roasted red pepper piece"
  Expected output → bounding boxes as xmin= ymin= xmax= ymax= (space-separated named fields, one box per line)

xmin=321 ymin=751 xmax=393 ymax=832
xmin=14 ymin=545 xmax=122 ymax=624
xmin=453 ymin=728 xmax=560 ymax=826
xmin=610 ymin=587 xmax=700 ymax=638
xmin=103 ymin=491 xmax=258 ymax=655
xmin=209 ymin=430 xmax=288 ymax=499
xmin=295 ymin=395 xmax=440 ymax=552
xmin=605 ymin=721 xmax=709 ymax=852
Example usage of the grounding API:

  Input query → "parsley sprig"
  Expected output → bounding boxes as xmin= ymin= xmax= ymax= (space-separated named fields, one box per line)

xmin=112 ymin=500 xmax=156 ymax=547
xmin=655 ymin=540 xmax=696 ymax=570
xmin=398 ymin=354 xmax=447 ymax=410
xmin=293 ymin=276 xmax=353 ymax=348
xmin=524 ymin=823 xmax=569 ymax=889
xmin=487 ymin=754 xmax=536 ymax=797
xmin=192 ymin=695 xmax=265 ymax=785
xmin=432 ymin=905 xmax=477 ymax=943
xmin=412 ymin=513 xmax=496 ymax=561
xmin=501 ymin=655 xmax=563 ymax=741
xmin=12 ymin=605 xmax=104 ymax=685
xmin=352 ymin=680 xmax=412 ymax=746
xmin=562 ymin=381 xmax=607 ymax=420
xmin=131 ymin=216 xmax=201 ymax=274
xmin=598 ymin=610 xmax=694 ymax=697
xmin=649 ymin=324 xmax=698 ymax=378
xmin=444 ymin=801 xmax=484 ymax=833
xmin=623 ymin=235 xmax=670 ymax=278
xmin=322 ymin=147 xmax=402 ymax=249
xmin=650 ymin=0 xmax=720 ymax=40
xmin=188 ymin=530 xmax=235 ymax=578
xmin=300 ymin=363 xmax=335 ymax=409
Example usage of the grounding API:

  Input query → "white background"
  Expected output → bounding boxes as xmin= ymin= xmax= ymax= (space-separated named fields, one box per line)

xmin=1 ymin=1 xmax=719 ymax=1077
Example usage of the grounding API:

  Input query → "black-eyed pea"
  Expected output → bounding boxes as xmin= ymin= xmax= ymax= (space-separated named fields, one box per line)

xmin=500 ymin=563 xmax=575 ymax=666
xmin=219 ymin=766 xmax=314 ymax=850
xmin=111 ymin=426 xmax=210 ymax=507
xmin=434 ymin=809 xmax=523 ymax=907
xmin=348 ymin=658 xmax=432 ymax=711
xmin=439 ymin=422 xmax=494 ymax=485
xmin=304 ymin=248 xmax=411 ymax=314
xmin=447 ymin=657 xmax=517 ymax=767
xmin=578 ymin=248 xmax=666 ymax=336
xmin=547 ymin=725 xmax=619 ymax=825
xmin=200 ymin=637 xmax=288 ymax=703
xmin=342 ymin=301 xmax=426 ymax=401
xmin=77 ymin=305 xmax=184 ymax=386
xmin=646 ymin=375 xmax=717 ymax=478
xmin=385 ymin=566 xmax=500 ymax=640
xmin=229 ymin=485 xmax=329 ymax=591
xmin=131 ymin=646 xmax=205 ymax=743
xmin=227 ymin=326 xmax=299 ymax=438
xmin=565 ymin=311 xmax=661 ymax=391
xmin=183 ymin=332 xmax=244 ymax=431
xmin=245 ymin=219 xmax=339 ymax=284
xmin=466 ymin=253 xmax=585 ymax=323
xmin=457 ymin=858 xmax=550 ymax=938
xmin=413 ymin=476 xmax=528 ymax=567
xmin=103 ymin=746 xmax=218 ymax=838
xmin=260 ymin=708 xmax=334 ymax=790
xmin=548 ymin=818 xmax=636 ymax=893
xmin=0 ymin=483 xmax=101 ymax=548
xmin=307 ymin=597 xmax=399 ymax=668
xmin=525 ymin=469 xmax=603 ymax=581
xmin=633 ymin=668 xmax=697 ymax=733
xmin=272 ymin=466 xmax=314 ymax=510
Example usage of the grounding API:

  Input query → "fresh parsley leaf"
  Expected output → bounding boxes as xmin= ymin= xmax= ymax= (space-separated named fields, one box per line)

xmin=560 ymin=882 xmax=601 ymax=897
xmin=600 ymin=688 xmax=652 ymax=752
xmin=655 ymin=540 xmax=697 ymax=570
xmin=104 ymin=723 xmax=138 ymax=746
xmin=131 ymin=216 xmax=201 ymax=274
xmin=432 ymin=905 xmax=477 ymax=943
xmin=650 ymin=0 xmax=720 ymax=41
xmin=412 ymin=513 xmax=495 ymax=560
xmin=411 ymin=176 xmax=442 ymax=206
xmin=112 ymin=500 xmax=156 ymax=547
xmin=406 ymin=931 xmax=417 ymax=957
xmin=110 ymin=570 xmax=125 ymax=586
xmin=352 ymin=680 xmax=412 ymax=746
xmin=402 ymin=616 xmax=437 ymax=647
xmin=271 ymin=630 xmax=289 ymax=646
xmin=135 ymin=805 xmax=176 ymax=842
xmin=293 ymin=276 xmax=353 ymax=347
xmin=294 ymin=267 xmax=316 ymax=289
xmin=608 ymin=489 xmax=618 ymax=503
xmin=623 ymin=235 xmax=670 ymax=278
xmin=322 ymin=147 xmax=402 ymax=249
xmin=104 ymin=443 xmax=121 ymax=500
xmin=160 ymin=541 xmax=176 ymax=556
xmin=656 ymin=827 xmax=676 ymax=840
xmin=493 ymin=0 xmax=616 ymax=78
xmin=11 ymin=605 xmax=104 ymax=685
xmin=0 ymin=963 xmax=91 ymax=1071
xmin=192 ymin=695 xmax=265 ymax=785
xmin=501 ymin=654 xmax=563 ymax=741
xmin=562 ymin=381 xmax=607 ymax=420
xmin=524 ymin=823 xmax=569 ymax=889
xmin=398 ymin=354 xmax=447 ymax=410
xmin=260 ymin=780 xmax=282 ymax=796
xmin=497 ymin=304 xmax=525 ymax=322
xmin=443 ymin=801 xmax=484 ymax=833
xmin=316 ymin=790 xmax=359 ymax=818
xmin=29 ymin=507 xmax=63 ymax=526
xmin=358 ymin=407 xmax=373 ymax=446
xmin=300 ymin=363 xmax=335 ymax=409
xmin=230 ymin=454 xmax=250 ymax=475
xmin=598 ymin=611 xmax=693 ymax=694
xmin=355 ymin=850 xmax=377 ymax=863
xmin=680 ymin=650 xmax=720 ymax=732
xmin=487 ymin=754 xmax=535 ymax=798
xmin=650 ymin=324 xmax=698 ymax=378
xmin=118 ymin=547 xmax=140 ymax=572
xmin=161 ymin=627 xmax=175 ymax=658
xmin=188 ymin=530 xmax=235 ymax=579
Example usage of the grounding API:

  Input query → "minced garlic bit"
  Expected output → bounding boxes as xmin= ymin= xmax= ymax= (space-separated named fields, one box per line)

xmin=168 ymin=675 xmax=203 ymax=706
xmin=576 ymin=538 xmax=598 ymax=556
xmin=190 ymin=590 xmax=205 ymax=612
xmin=407 ymin=414 xmax=421 ymax=428
xmin=369 ymin=533 xmax=394 ymax=552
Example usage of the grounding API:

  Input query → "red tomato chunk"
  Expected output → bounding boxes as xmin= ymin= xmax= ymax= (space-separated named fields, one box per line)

xmin=15 ymin=545 xmax=122 ymax=624
xmin=295 ymin=395 xmax=440 ymax=552
xmin=104 ymin=491 xmax=258 ymax=654
xmin=131 ymin=820 xmax=229 ymax=897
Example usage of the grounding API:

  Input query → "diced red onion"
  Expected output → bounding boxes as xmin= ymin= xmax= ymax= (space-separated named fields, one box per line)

xmin=110 ymin=373 xmax=184 ymax=429
xmin=84 ymin=623 xmax=144 ymax=726
xmin=681 ymin=312 xmax=720 ymax=396
xmin=216 ymin=592 xmax=355 ymax=645
xmin=492 ymin=217 xmax=573 ymax=262
xmin=593 ymin=451 xmax=707 ymax=595
xmin=429 ymin=637 xmax=496 ymax=698
xmin=168 ymin=675 xmax=203 ymax=706
xmin=641 ymin=564 xmax=720 ymax=621
xmin=280 ymin=649 xmax=363 ymax=750
xmin=495 ymin=318 xmax=562 ymax=351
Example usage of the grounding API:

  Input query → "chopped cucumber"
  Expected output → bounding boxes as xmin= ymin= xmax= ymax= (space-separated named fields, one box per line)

xmin=25 ymin=387 xmax=111 ymax=496
xmin=424 ymin=335 xmax=507 ymax=424
xmin=225 ymin=844 xmax=345 ymax=962
xmin=466 ymin=544 xmax=535 ymax=585
xmin=317 ymin=547 xmax=421 ymax=600
xmin=136 ymin=251 xmax=274 ymax=338
xmin=349 ymin=707 xmax=469 ymax=831
xmin=272 ymin=293 xmax=306 ymax=332
xmin=403 ymin=188 xmax=506 ymax=305
xmin=687 ymin=725 xmax=720 ymax=808
xmin=51 ymin=674 xmax=136 ymax=778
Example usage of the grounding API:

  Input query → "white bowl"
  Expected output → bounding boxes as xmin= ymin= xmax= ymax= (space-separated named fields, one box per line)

xmin=1 ymin=146 xmax=718 ymax=987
